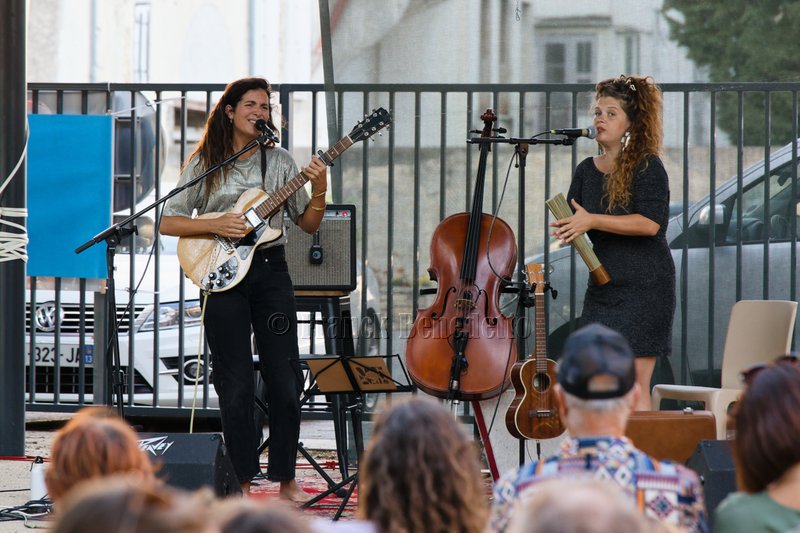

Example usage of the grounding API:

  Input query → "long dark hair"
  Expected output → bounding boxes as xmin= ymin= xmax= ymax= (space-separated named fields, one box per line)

xmin=732 ymin=362 xmax=800 ymax=492
xmin=185 ymin=77 xmax=279 ymax=201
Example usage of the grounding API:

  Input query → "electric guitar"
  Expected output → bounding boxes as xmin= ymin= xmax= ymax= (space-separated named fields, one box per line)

xmin=177 ymin=108 xmax=391 ymax=292
xmin=505 ymin=263 xmax=566 ymax=440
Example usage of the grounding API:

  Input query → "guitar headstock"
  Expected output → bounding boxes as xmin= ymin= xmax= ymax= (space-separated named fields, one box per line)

xmin=349 ymin=107 xmax=392 ymax=144
xmin=524 ymin=263 xmax=546 ymax=295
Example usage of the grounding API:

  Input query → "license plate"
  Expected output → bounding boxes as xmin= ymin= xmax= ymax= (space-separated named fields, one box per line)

xmin=28 ymin=344 xmax=94 ymax=367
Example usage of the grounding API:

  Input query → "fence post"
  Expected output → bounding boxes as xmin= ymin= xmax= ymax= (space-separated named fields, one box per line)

xmin=0 ymin=0 xmax=27 ymax=455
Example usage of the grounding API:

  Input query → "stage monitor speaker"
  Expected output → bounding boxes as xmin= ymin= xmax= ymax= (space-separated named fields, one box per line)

xmin=284 ymin=204 xmax=356 ymax=291
xmin=686 ymin=439 xmax=737 ymax=528
xmin=138 ymin=432 xmax=241 ymax=498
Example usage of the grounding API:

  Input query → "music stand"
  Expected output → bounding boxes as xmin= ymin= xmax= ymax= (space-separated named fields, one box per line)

xmin=300 ymin=353 xmax=413 ymax=520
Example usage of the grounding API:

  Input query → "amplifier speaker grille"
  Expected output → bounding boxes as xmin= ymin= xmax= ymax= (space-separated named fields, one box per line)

xmin=284 ymin=204 xmax=356 ymax=291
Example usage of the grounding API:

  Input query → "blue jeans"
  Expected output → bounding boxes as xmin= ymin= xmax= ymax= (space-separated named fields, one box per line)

xmin=203 ymin=245 xmax=302 ymax=483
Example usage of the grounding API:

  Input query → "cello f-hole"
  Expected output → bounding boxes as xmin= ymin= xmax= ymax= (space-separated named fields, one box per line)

xmin=431 ymin=286 xmax=456 ymax=319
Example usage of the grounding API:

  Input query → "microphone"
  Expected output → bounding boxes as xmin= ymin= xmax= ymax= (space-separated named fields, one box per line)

xmin=255 ymin=119 xmax=279 ymax=142
xmin=549 ymin=126 xmax=596 ymax=139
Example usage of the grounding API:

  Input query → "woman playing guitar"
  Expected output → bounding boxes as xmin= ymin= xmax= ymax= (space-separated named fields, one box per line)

xmin=160 ymin=77 xmax=327 ymax=500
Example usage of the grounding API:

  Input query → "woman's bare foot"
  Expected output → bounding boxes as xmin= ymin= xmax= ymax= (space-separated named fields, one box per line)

xmin=279 ymin=479 xmax=311 ymax=503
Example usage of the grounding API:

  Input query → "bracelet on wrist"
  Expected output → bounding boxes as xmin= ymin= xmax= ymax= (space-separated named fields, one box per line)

xmin=312 ymin=190 xmax=327 ymax=198
xmin=310 ymin=204 xmax=326 ymax=212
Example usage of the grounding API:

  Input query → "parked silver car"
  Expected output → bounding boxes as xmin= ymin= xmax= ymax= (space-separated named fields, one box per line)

xmin=25 ymin=219 xmax=383 ymax=409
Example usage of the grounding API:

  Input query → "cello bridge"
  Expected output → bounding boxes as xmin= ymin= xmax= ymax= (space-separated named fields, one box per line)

xmin=454 ymin=298 xmax=476 ymax=310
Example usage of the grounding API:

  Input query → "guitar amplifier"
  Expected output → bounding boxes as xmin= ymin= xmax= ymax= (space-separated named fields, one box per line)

xmin=284 ymin=204 xmax=356 ymax=291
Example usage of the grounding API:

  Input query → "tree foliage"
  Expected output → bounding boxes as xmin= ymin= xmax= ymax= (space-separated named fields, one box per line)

xmin=663 ymin=0 xmax=800 ymax=145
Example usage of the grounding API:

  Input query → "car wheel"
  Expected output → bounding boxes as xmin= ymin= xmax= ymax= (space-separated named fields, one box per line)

xmin=356 ymin=308 xmax=381 ymax=357
xmin=357 ymin=309 xmax=383 ymax=411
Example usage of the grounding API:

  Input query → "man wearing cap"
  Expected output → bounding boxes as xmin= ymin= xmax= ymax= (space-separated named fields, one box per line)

xmin=489 ymin=323 xmax=707 ymax=532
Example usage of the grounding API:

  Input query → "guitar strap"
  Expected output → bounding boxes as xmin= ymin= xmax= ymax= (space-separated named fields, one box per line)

xmin=260 ymin=143 xmax=267 ymax=190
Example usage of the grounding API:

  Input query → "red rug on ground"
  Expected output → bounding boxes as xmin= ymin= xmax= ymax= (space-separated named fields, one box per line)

xmin=250 ymin=460 xmax=358 ymax=520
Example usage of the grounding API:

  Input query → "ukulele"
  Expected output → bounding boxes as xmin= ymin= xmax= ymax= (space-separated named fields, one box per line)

xmin=177 ymin=108 xmax=391 ymax=292
xmin=505 ymin=263 xmax=566 ymax=440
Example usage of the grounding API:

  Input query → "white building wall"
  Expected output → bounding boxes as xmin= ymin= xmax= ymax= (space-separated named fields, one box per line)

xmin=25 ymin=0 xmax=707 ymax=148
xmin=27 ymin=0 xmax=320 ymax=84
xmin=528 ymin=0 xmax=707 ymax=146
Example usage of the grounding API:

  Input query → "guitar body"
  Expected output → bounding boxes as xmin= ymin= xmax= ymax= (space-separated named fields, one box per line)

xmin=177 ymin=188 xmax=282 ymax=292
xmin=506 ymin=357 xmax=565 ymax=440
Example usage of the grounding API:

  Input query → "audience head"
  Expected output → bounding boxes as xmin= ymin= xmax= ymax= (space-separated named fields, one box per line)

xmin=508 ymin=478 xmax=651 ymax=533
xmin=556 ymin=323 xmax=639 ymax=431
xmin=732 ymin=356 xmax=800 ymax=493
xmin=214 ymin=498 xmax=311 ymax=533
xmin=359 ymin=396 xmax=488 ymax=533
xmin=51 ymin=475 xmax=215 ymax=533
xmin=46 ymin=407 xmax=155 ymax=502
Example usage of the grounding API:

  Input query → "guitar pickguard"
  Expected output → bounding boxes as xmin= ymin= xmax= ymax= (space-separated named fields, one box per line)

xmin=198 ymin=215 xmax=278 ymax=291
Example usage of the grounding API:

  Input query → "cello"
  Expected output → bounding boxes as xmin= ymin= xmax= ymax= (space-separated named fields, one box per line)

xmin=406 ymin=109 xmax=518 ymax=401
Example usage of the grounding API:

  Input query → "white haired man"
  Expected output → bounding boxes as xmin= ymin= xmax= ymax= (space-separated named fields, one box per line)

xmin=489 ymin=323 xmax=707 ymax=532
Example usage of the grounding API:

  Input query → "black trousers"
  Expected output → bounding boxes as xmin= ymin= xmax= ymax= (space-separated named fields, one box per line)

xmin=202 ymin=245 xmax=303 ymax=484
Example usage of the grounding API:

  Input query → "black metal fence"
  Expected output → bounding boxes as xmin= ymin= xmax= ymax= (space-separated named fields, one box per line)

xmin=24 ymin=81 xmax=800 ymax=414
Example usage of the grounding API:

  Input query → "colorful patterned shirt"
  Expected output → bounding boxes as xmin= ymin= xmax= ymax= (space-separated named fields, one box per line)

xmin=489 ymin=436 xmax=707 ymax=532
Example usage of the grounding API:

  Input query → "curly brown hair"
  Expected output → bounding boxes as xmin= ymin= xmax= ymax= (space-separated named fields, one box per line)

xmin=45 ymin=407 xmax=155 ymax=502
xmin=731 ymin=361 xmax=800 ymax=493
xmin=185 ymin=77 xmax=280 ymax=201
xmin=594 ymin=75 xmax=663 ymax=212
xmin=358 ymin=397 xmax=488 ymax=533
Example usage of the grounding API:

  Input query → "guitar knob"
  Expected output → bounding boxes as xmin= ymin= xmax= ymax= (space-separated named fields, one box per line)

xmin=208 ymin=272 xmax=217 ymax=280
xmin=224 ymin=271 xmax=232 ymax=279
xmin=215 ymin=278 xmax=225 ymax=287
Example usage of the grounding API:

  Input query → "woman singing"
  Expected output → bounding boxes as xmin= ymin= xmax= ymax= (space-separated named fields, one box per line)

xmin=551 ymin=75 xmax=675 ymax=410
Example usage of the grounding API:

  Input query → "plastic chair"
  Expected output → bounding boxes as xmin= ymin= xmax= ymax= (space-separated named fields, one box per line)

xmin=652 ymin=299 xmax=797 ymax=439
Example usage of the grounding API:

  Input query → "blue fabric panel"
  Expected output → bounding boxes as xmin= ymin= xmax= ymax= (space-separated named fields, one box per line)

xmin=27 ymin=114 xmax=113 ymax=278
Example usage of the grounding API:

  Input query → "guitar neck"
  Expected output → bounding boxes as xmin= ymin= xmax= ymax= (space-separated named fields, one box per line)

xmin=252 ymin=135 xmax=354 ymax=219
xmin=534 ymin=290 xmax=547 ymax=373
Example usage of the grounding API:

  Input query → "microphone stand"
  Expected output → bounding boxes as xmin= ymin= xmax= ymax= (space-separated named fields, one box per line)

xmin=75 ymin=129 xmax=278 ymax=417
xmin=467 ymin=131 xmax=574 ymax=465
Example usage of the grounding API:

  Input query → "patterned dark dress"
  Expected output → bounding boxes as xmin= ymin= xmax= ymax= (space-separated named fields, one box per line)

xmin=567 ymin=155 xmax=675 ymax=357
